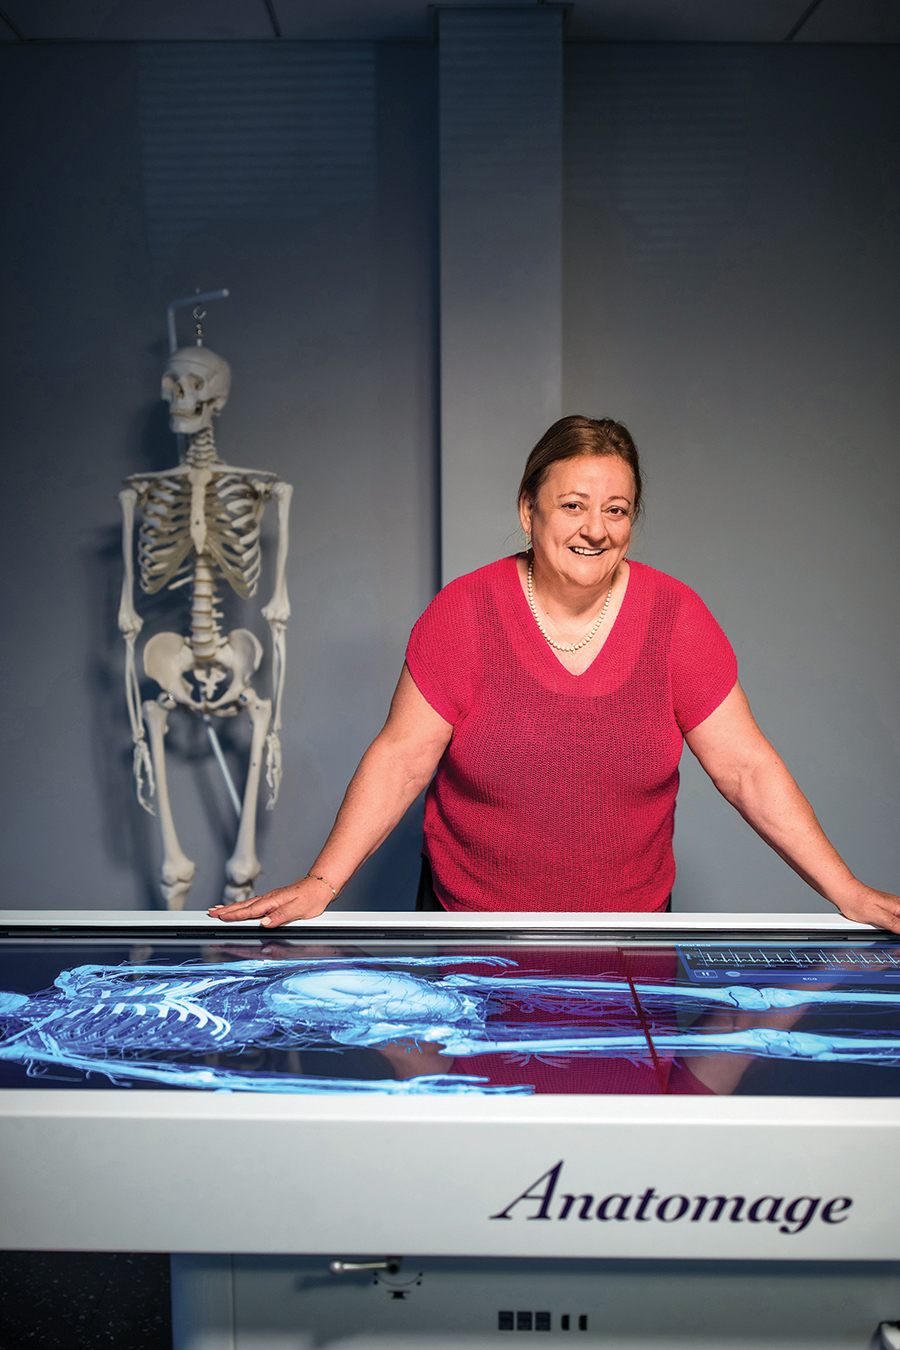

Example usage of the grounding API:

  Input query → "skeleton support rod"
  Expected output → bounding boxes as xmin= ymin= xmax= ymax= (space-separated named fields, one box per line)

xmin=203 ymin=716 xmax=242 ymax=817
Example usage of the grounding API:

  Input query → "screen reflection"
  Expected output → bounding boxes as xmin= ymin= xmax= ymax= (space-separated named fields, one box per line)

xmin=1 ymin=938 xmax=899 ymax=1096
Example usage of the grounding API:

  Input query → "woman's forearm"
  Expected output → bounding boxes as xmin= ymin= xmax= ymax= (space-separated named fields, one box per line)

xmin=309 ymin=733 xmax=437 ymax=894
xmin=209 ymin=729 xmax=436 ymax=925
xmin=685 ymin=681 xmax=900 ymax=932
xmin=210 ymin=664 xmax=453 ymax=926
xmin=719 ymin=750 xmax=858 ymax=907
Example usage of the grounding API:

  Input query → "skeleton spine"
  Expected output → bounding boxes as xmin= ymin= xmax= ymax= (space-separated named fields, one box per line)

xmin=191 ymin=558 xmax=221 ymax=659
xmin=186 ymin=426 xmax=218 ymax=467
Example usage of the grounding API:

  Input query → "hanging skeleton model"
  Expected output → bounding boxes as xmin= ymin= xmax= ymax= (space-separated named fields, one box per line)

xmin=118 ymin=292 xmax=293 ymax=909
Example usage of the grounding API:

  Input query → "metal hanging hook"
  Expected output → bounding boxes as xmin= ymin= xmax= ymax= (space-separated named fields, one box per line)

xmin=193 ymin=305 xmax=206 ymax=345
xmin=166 ymin=289 xmax=229 ymax=354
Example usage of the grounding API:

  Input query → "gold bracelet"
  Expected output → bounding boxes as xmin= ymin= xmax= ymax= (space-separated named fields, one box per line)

xmin=307 ymin=871 xmax=338 ymax=898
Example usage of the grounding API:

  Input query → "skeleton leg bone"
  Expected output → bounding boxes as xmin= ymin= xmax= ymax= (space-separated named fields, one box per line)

xmin=142 ymin=698 xmax=196 ymax=911
xmin=222 ymin=688 xmax=272 ymax=905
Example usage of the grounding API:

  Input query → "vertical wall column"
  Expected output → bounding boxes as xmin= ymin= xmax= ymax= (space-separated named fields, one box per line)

xmin=439 ymin=6 xmax=563 ymax=583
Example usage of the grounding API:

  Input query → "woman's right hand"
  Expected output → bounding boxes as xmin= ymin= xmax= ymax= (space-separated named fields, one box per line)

xmin=208 ymin=875 xmax=336 ymax=928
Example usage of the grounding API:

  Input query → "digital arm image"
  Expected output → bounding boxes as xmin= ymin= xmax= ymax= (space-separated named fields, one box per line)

xmin=2 ymin=955 xmax=899 ymax=1093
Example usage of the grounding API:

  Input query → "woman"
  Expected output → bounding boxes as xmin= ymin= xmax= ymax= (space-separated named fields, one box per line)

xmin=211 ymin=416 xmax=900 ymax=932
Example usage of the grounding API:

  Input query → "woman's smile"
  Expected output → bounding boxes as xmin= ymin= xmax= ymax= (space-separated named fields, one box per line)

xmin=521 ymin=454 xmax=635 ymax=595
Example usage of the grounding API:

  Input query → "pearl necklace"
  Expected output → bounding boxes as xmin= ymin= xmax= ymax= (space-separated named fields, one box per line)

xmin=526 ymin=559 xmax=614 ymax=652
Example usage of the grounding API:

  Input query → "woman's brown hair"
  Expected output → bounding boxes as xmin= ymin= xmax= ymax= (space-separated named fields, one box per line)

xmin=518 ymin=416 xmax=643 ymax=520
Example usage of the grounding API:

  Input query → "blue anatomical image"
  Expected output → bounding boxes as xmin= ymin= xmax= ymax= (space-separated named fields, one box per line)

xmin=2 ymin=943 xmax=900 ymax=1096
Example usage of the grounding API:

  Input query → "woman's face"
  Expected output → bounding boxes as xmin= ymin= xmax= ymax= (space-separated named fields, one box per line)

xmin=520 ymin=455 xmax=635 ymax=591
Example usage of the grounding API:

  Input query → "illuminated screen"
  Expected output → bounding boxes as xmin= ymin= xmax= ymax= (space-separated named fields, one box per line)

xmin=1 ymin=934 xmax=899 ymax=1097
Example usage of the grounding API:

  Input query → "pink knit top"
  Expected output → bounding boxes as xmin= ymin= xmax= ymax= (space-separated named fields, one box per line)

xmin=405 ymin=556 xmax=737 ymax=913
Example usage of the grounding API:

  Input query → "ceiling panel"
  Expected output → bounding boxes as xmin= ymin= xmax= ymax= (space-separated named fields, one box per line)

xmin=275 ymin=0 xmax=432 ymax=41
xmin=796 ymin=0 xmax=900 ymax=43
xmin=564 ymin=0 xmax=804 ymax=42
xmin=0 ymin=0 xmax=898 ymax=43
xmin=0 ymin=0 xmax=275 ymax=41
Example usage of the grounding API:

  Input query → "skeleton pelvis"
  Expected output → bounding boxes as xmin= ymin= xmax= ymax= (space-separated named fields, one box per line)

xmin=142 ymin=628 xmax=263 ymax=712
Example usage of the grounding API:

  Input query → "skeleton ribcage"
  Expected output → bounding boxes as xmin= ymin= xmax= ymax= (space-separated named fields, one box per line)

xmin=136 ymin=472 xmax=266 ymax=599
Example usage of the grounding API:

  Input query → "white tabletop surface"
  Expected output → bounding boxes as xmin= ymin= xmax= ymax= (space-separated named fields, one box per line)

xmin=0 ymin=908 xmax=878 ymax=931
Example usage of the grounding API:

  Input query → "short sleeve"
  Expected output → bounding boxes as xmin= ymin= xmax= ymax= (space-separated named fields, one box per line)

xmin=405 ymin=576 xmax=479 ymax=725
xmin=669 ymin=585 xmax=738 ymax=733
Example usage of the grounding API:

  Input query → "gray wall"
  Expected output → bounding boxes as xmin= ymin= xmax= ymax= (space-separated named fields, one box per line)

xmin=565 ymin=43 xmax=900 ymax=912
xmin=1 ymin=37 xmax=898 ymax=916
xmin=439 ymin=6 xmax=563 ymax=584
xmin=0 ymin=40 xmax=438 ymax=911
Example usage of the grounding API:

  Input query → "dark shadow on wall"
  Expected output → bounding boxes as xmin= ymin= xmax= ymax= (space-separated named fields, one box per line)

xmin=86 ymin=389 xmax=192 ymax=910
xmin=132 ymin=377 xmax=175 ymax=473
xmin=84 ymin=521 xmax=162 ymax=909
xmin=375 ymin=38 xmax=441 ymax=603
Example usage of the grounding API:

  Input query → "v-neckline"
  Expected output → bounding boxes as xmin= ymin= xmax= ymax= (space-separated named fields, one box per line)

xmin=509 ymin=553 xmax=636 ymax=682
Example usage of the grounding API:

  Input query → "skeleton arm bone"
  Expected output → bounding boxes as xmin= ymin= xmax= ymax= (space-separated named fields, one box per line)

xmin=260 ymin=480 xmax=292 ymax=808
xmin=261 ymin=479 xmax=292 ymax=627
xmin=117 ymin=488 xmax=143 ymax=650
xmin=210 ymin=663 xmax=453 ymax=925
xmin=117 ymin=488 xmax=154 ymax=812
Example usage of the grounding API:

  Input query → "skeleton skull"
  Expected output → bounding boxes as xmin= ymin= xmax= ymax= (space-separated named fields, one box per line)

xmin=161 ymin=346 xmax=232 ymax=434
